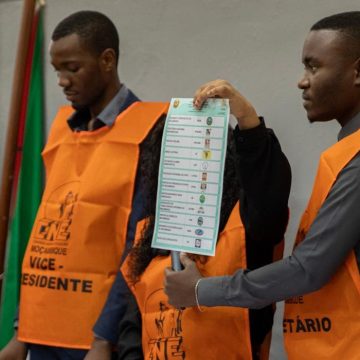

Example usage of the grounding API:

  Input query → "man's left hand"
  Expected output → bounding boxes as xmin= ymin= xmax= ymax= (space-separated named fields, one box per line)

xmin=164 ymin=253 xmax=203 ymax=308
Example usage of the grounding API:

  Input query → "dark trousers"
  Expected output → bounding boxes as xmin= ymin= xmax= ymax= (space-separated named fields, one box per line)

xmin=28 ymin=344 xmax=118 ymax=360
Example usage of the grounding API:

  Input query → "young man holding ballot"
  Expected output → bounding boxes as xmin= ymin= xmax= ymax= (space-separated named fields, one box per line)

xmin=165 ymin=12 xmax=360 ymax=360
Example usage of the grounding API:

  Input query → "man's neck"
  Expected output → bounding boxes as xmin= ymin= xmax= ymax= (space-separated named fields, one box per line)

xmin=89 ymin=79 xmax=121 ymax=119
xmin=338 ymin=111 xmax=360 ymax=140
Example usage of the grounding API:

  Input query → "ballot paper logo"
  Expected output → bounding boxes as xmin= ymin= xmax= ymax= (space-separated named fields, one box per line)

xmin=197 ymin=217 xmax=204 ymax=226
xmin=202 ymin=162 xmax=208 ymax=170
xmin=173 ymin=99 xmax=180 ymax=108
xmin=204 ymin=138 xmax=210 ymax=149
xmin=202 ymin=150 xmax=212 ymax=160
xmin=199 ymin=194 xmax=206 ymax=204
xmin=206 ymin=116 xmax=213 ymax=125
xmin=195 ymin=229 xmax=204 ymax=236
xmin=195 ymin=238 xmax=202 ymax=248
xmin=201 ymin=172 xmax=208 ymax=181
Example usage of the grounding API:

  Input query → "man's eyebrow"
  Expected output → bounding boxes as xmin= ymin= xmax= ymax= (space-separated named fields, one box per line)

xmin=303 ymin=56 xmax=313 ymax=64
xmin=51 ymin=60 xmax=79 ymax=67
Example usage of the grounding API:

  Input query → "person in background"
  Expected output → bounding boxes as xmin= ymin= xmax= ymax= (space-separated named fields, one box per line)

xmin=0 ymin=10 xmax=167 ymax=360
xmin=165 ymin=11 xmax=360 ymax=360
xmin=117 ymin=80 xmax=291 ymax=359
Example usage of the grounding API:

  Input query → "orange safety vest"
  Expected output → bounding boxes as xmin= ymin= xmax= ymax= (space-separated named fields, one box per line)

xmin=284 ymin=129 xmax=360 ymax=359
xmin=122 ymin=202 xmax=254 ymax=360
xmin=18 ymin=102 xmax=168 ymax=349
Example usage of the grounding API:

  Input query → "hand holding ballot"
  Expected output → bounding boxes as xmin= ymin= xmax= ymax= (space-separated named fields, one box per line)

xmin=193 ymin=79 xmax=260 ymax=130
xmin=163 ymin=80 xmax=264 ymax=310
xmin=164 ymin=253 xmax=202 ymax=308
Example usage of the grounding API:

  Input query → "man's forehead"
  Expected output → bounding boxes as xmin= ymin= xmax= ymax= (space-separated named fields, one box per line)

xmin=304 ymin=29 xmax=342 ymax=46
xmin=302 ymin=29 xmax=345 ymax=57
xmin=50 ymin=33 xmax=84 ymax=52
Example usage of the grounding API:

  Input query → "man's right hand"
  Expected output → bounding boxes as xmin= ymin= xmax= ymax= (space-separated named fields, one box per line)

xmin=0 ymin=333 xmax=27 ymax=360
xmin=164 ymin=252 xmax=202 ymax=308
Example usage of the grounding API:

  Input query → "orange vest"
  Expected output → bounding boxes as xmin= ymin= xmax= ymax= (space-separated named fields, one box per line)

xmin=18 ymin=102 xmax=168 ymax=349
xmin=122 ymin=202 xmax=254 ymax=360
xmin=284 ymin=129 xmax=360 ymax=359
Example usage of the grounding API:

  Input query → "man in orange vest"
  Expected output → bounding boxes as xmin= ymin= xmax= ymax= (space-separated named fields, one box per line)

xmin=0 ymin=10 xmax=167 ymax=360
xmin=165 ymin=11 xmax=360 ymax=359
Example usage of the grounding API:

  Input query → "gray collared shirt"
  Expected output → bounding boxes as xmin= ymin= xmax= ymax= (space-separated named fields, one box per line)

xmin=199 ymin=114 xmax=360 ymax=308
xmin=67 ymin=85 xmax=129 ymax=131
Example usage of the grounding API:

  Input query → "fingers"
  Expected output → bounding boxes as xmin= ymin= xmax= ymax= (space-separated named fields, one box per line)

xmin=163 ymin=267 xmax=174 ymax=297
xmin=163 ymin=254 xmax=201 ymax=306
xmin=164 ymin=266 xmax=172 ymax=277
xmin=179 ymin=252 xmax=195 ymax=268
xmin=193 ymin=79 xmax=233 ymax=109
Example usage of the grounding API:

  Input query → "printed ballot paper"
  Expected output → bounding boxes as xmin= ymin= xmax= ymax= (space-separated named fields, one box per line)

xmin=151 ymin=98 xmax=230 ymax=256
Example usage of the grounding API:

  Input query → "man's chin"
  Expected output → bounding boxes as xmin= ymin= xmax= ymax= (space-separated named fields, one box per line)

xmin=71 ymin=102 xmax=86 ymax=111
xmin=306 ymin=111 xmax=333 ymax=123
xmin=304 ymin=106 xmax=321 ymax=122
xmin=307 ymin=116 xmax=316 ymax=123
xmin=305 ymin=110 xmax=316 ymax=123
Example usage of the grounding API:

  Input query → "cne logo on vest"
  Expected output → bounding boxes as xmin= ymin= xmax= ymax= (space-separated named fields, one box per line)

xmin=22 ymin=181 xmax=94 ymax=294
xmin=33 ymin=182 xmax=80 ymax=244
xmin=145 ymin=289 xmax=185 ymax=359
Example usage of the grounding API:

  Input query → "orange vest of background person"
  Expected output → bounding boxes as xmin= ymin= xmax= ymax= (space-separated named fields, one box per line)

xmin=18 ymin=102 xmax=168 ymax=349
xmin=284 ymin=129 xmax=360 ymax=360
xmin=122 ymin=202 xmax=254 ymax=360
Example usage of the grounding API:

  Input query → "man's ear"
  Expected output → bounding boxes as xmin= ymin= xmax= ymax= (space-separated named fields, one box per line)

xmin=354 ymin=57 xmax=360 ymax=85
xmin=100 ymin=48 xmax=117 ymax=72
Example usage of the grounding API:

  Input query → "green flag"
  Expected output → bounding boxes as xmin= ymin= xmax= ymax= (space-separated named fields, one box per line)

xmin=0 ymin=8 xmax=44 ymax=348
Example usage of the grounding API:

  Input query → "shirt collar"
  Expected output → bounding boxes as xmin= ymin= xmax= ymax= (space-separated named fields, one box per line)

xmin=97 ymin=84 xmax=129 ymax=127
xmin=67 ymin=84 xmax=129 ymax=131
xmin=338 ymin=112 xmax=360 ymax=141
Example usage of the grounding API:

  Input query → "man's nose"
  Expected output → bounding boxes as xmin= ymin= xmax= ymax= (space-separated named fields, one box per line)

xmin=297 ymin=74 xmax=309 ymax=89
xmin=58 ymin=73 xmax=71 ymax=88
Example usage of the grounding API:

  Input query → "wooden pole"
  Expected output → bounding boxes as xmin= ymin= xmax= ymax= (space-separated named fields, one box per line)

xmin=0 ymin=0 xmax=37 ymax=287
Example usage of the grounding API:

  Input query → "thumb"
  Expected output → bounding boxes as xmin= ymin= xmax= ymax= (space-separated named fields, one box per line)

xmin=179 ymin=252 xmax=195 ymax=268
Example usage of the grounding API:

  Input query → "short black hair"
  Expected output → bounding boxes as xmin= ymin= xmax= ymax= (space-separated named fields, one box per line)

xmin=311 ymin=11 xmax=360 ymax=57
xmin=52 ymin=10 xmax=119 ymax=64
